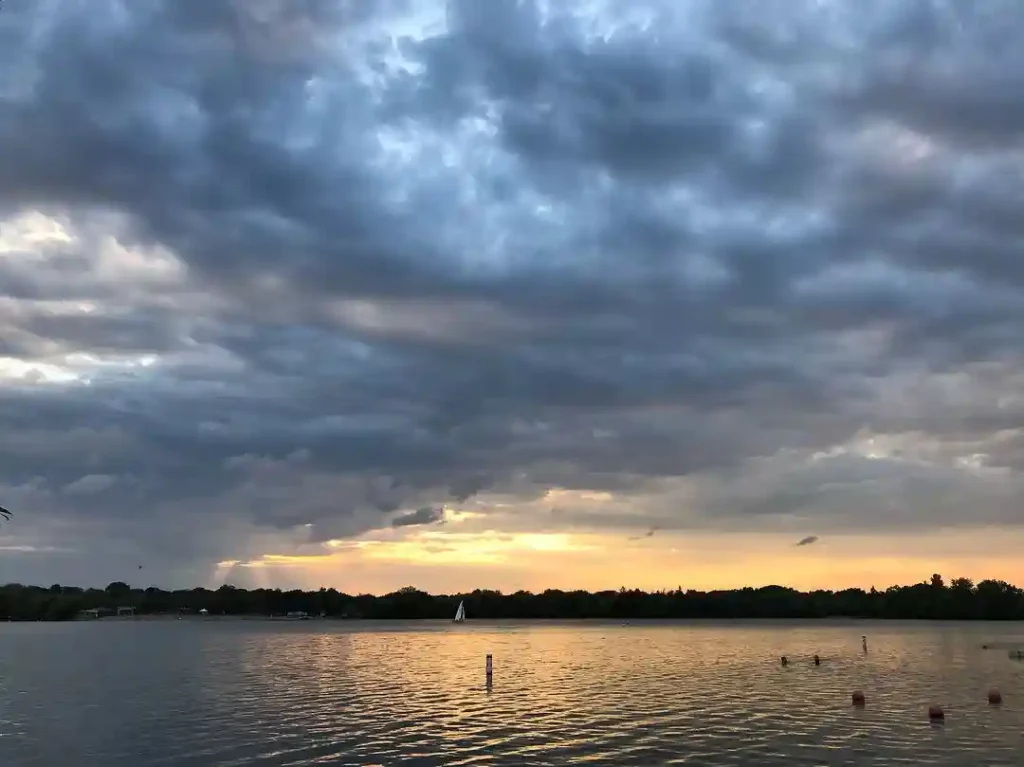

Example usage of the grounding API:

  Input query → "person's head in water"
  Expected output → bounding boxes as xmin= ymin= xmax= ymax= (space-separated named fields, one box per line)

xmin=781 ymin=656 xmax=789 ymax=666
xmin=813 ymin=654 xmax=820 ymax=665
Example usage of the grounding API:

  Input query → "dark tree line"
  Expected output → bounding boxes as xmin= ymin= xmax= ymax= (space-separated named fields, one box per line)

xmin=1 ymin=574 xmax=1023 ymax=621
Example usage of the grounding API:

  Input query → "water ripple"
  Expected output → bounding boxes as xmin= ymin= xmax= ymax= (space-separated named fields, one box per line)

xmin=0 ymin=620 xmax=1022 ymax=765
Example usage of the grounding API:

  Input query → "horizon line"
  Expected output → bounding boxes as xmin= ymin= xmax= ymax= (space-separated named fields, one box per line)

xmin=5 ymin=573 xmax=1012 ymax=597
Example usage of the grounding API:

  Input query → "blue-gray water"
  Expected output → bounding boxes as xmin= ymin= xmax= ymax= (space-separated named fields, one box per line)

xmin=2 ymin=620 xmax=1023 ymax=766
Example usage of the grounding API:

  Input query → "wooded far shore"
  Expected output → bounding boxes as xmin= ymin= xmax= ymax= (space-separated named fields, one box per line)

xmin=2 ymin=574 xmax=1023 ymax=621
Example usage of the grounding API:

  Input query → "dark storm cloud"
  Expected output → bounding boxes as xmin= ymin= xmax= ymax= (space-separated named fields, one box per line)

xmin=2 ymin=0 xmax=1024 ymax=584
xmin=392 ymin=506 xmax=446 ymax=528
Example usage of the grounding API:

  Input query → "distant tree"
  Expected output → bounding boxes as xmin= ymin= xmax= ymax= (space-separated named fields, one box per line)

xmin=0 ymin=572 xmax=1021 ymax=622
xmin=105 ymin=581 xmax=131 ymax=599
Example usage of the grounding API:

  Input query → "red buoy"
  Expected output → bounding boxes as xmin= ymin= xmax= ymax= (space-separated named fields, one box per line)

xmin=851 ymin=691 xmax=866 ymax=706
xmin=988 ymin=689 xmax=1002 ymax=705
xmin=928 ymin=705 xmax=945 ymax=720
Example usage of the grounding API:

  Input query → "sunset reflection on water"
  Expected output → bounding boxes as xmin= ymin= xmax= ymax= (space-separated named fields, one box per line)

xmin=1 ymin=620 xmax=1022 ymax=765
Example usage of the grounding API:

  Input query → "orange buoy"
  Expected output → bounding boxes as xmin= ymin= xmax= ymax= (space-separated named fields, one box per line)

xmin=988 ymin=689 xmax=1002 ymax=705
xmin=851 ymin=691 xmax=866 ymax=706
xmin=928 ymin=705 xmax=945 ymax=721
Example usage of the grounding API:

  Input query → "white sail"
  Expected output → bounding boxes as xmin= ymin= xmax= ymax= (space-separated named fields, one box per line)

xmin=454 ymin=600 xmax=466 ymax=622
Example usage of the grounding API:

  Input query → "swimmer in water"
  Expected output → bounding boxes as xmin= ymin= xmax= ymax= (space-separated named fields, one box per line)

xmin=813 ymin=654 xmax=820 ymax=666
xmin=781 ymin=655 xmax=789 ymax=666
xmin=862 ymin=635 xmax=868 ymax=652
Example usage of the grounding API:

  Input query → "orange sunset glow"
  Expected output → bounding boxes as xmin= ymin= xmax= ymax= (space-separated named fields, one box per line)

xmin=209 ymin=505 xmax=1024 ymax=595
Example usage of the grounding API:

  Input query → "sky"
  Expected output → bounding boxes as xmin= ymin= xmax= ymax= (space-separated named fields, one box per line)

xmin=3 ymin=0 xmax=1024 ymax=594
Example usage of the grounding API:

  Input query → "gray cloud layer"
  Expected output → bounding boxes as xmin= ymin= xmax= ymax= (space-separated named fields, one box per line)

xmin=2 ymin=0 xmax=1024 ymax=584
xmin=392 ymin=506 xmax=446 ymax=528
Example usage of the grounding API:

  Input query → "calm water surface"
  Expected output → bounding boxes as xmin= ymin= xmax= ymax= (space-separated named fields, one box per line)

xmin=1 ymin=620 xmax=1023 ymax=765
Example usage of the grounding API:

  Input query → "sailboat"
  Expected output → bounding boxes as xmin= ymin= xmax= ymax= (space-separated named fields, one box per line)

xmin=453 ymin=600 xmax=466 ymax=623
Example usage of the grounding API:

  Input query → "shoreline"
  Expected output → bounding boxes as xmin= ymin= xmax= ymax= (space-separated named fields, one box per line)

xmin=42 ymin=614 xmax=1024 ymax=624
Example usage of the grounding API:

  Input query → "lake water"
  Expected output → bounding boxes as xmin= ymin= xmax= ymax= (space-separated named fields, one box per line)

xmin=1 ymin=620 xmax=1023 ymax=766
